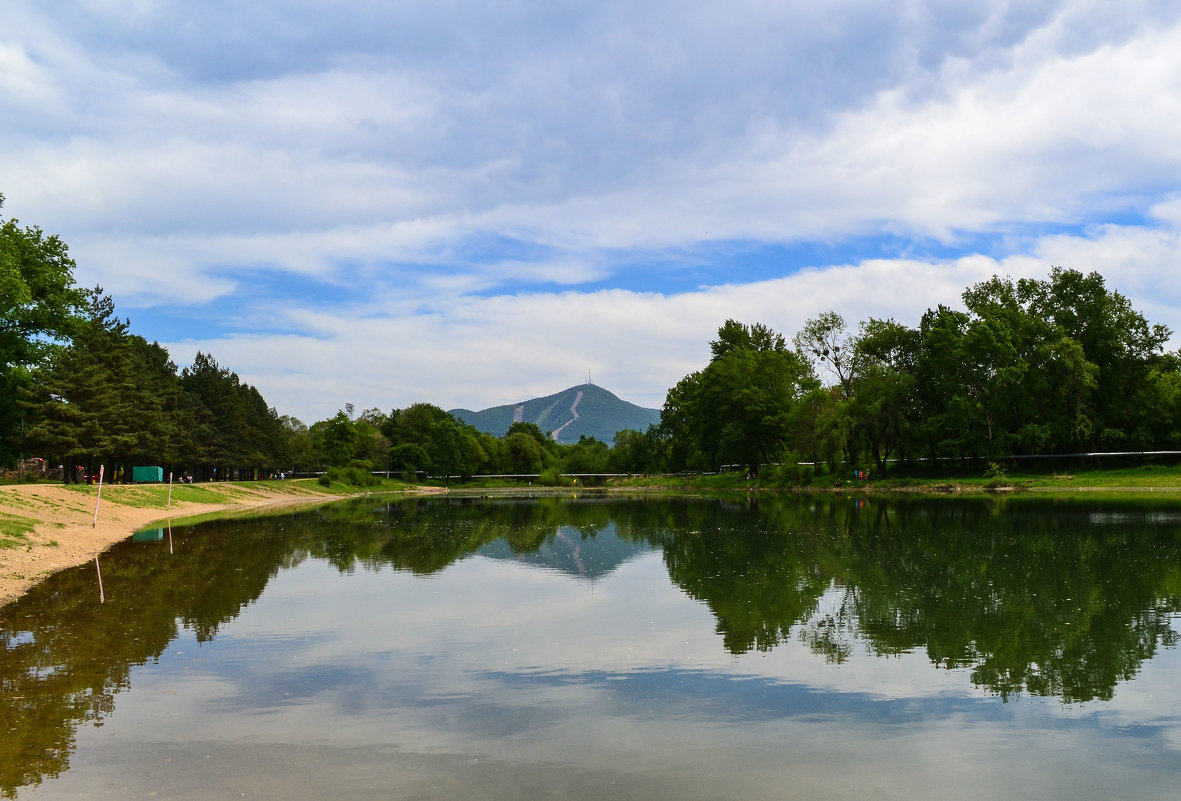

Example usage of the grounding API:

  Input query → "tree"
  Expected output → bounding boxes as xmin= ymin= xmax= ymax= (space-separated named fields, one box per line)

xmin=712 ymin=320 xmax=787 ymax=359
xmin=659 ymin=371 xmax=706 ymax=472
xmin=608 ymin=426 xmax=663 ymax=474
xmin=280 ymin=416 xmax=318 ymax=472
xmin=848 ymin=318 xmax=919 ymax=474
xmin=505 ymin=430 xmax=544 ymax=473
xmin=389 ymin=442 xmax=431 ymax=476
xmin=427 ymin=416 xmax=466 ymax=482
xmin=1021 ymin=267 xmax=1170 ymax=448
xmin=913 ymin=305 xmax=975 ymax=464
xmin=561 ymin=435 xmax=610 ymax=474
xmin=667 ymin=320 xmax=816 ymax=476
xmin=179 ymin=351 xmax=285 ymax=479
xmin=0 ymin=195 xmax=87 ymax=464
xmin=320 ymin=411 xmax=359 ymax=467
xmin=22 ymin=289 xmax=146 ymax=482
xmin=793 ymin=311 xmax=856 ymax=395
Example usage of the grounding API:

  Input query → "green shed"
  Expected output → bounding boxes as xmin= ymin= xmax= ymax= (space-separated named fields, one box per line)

xmin=132 ymin=466 xmax=164 ymax=483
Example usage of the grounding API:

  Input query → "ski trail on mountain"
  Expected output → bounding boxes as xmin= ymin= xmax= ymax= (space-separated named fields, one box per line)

xmin=513 ymin=404 xmax=525 ymax=423
xmin=549 ymin=390 xmax=584 ymax=441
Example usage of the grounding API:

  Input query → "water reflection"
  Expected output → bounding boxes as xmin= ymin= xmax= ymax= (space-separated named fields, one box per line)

xmin=2 ymin=493 xmax=1180 ymax=799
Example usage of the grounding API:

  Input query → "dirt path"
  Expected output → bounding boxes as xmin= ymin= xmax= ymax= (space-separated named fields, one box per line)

xmin=0 ymin=482 xmax=366 ymax=609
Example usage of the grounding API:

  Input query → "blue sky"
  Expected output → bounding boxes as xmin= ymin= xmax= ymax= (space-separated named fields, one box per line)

xmin=4 ymin=0 xmax=1181 ymax=422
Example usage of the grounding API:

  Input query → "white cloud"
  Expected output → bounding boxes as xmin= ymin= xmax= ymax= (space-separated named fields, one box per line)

xmin=5 ymin=1 xmax=1181 ymax=421
xmin=154 ymin=210 xmax=1181 ymax=424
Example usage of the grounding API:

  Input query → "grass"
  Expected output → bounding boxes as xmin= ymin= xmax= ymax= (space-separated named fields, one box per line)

xmin=52 ymin=477 xmax=371 ymax=509
xmin=857 ymin=464 xmax=1181 ymax=492
xmin=0 ymin=513 xmax=38 ymax=549
xmin=308 ymin=476 xmax=417 ymax=493
xmin=49 ymin=476 xmax=423 ymax=512
xmin=60 ymin=482 xmax=241 ymax=508
xmin=594 ymin=463 xmax=1181 ymax=495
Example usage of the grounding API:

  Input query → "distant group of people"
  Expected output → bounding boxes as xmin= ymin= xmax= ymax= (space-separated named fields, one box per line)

xmin=854 ymin=469 xmax=870 ymax=481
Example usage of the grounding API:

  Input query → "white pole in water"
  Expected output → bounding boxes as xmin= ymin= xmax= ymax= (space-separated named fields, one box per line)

xmin=95 ymin=556 xmax=105 ymax=603
xmin=92 ymin=465 xmax=105 ymax=527
xmin=168 ymin=520 xmax=173 ymax=555
xmin=168 ymin=472 xmax=174 ymax=507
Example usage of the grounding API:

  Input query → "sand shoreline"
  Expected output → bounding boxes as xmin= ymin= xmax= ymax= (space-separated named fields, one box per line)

xmin=0 ymin=481 xmax=435 ymax=609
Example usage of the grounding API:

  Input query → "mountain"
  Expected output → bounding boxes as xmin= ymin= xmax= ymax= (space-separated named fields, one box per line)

xmin=450 ymin=383 xmax=661 ymax=444
xmin=477 ymin=522 xmax=657 ymax=579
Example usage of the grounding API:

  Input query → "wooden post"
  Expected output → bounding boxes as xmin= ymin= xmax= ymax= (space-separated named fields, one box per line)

xmin=168 ymin=472 xmax=174 ymax=507
xmin=92 ymin=465 xmax=105 ymax=527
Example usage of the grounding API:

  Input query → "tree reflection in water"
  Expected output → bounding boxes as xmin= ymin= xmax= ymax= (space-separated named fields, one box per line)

xmin=2 ymin=493 xmax=1180 ymax=797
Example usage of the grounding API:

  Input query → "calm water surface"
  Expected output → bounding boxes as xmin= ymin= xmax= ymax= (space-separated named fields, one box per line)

xmin=2 ymin=493 xmax=1180 ymax=799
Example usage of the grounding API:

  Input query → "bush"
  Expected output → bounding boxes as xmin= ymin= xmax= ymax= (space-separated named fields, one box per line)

xmin=320 ymin=466 xmax=380 ymax=487
xmin=537 ymin=467 xmax=572 ymax=487
xmin=984 ymin=461 xmax=1010 ymax=489
xmin=759 ymin=453 xmax=814 ymax=487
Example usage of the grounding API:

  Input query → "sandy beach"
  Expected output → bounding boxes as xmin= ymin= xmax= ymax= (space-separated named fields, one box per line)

xmin=0 ymin=481 xmax=365 ymax=609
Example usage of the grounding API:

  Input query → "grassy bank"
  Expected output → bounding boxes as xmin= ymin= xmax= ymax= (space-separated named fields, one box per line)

xmin=583 ymin=464 xmax=1181 ymax=494
xmin=2 ymin=475 xmax=418 ymax=506
xmin=0 ymin=476 xmax=436 ymax=608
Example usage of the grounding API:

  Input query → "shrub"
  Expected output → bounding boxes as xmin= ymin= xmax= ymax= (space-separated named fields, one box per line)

xmin=537 ymin=467 xmax=571 ymax=487
xmin=760 ymin=453 xmax=814 ymax=487
xmin=321 ymin=466 xmax=380 ymax=487
xmin=984 ymin=461 xmax=1010 ymax=489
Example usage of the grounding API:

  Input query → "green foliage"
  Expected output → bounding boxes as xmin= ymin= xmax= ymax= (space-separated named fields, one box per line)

xmin=561 ymin=435 xmax=609 ymax=474
xmin=656 ymin=269 xmax=1181 ymax=480
xmin=983 ymin=461 xmax=1010 ymax=489
xmin=758 ymin=453 xmax=815 ymax=487
xmin=607 ymin=426 xmax=664 ymax=473
xmin=22 ymin=289 xmax=152 ymax=475
xmin=7 ymin=195 xmax=1180 ymax=489
xmin=793 ymin=310 xmax=855 ymax=393
xmin=664 ymin=320 xmax=817 ymax=476
xmin=320 ymin=466 xmax=380 ymax=487
xmin=537 ymin=467 xmax=571 ymax=486
xmin=0 ymin=198 xmax=88 ymax=466
xmin=505 ymin=430 xmax=545 ymax=473
xmin=374 ymin=403 xmax=484 ymax=479
xmin=389 ymin=442 xmax=430 ymax=474
xmin=178 ymin=351 xmax=287 ymax=479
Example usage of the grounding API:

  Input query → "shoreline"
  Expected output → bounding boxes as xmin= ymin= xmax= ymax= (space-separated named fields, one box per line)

xmin=7 ymin=474 xmax=1180 ymax=609
xmin=0 ymin=480 xmax=439 ymax=610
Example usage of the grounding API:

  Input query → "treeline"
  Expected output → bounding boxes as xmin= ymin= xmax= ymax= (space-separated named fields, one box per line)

xmin=0 ymin=195 xmax=639 ymax=484
xmin=8 ymin=191 xmax=1180 ymax=484
xmin=289 ymin=405 xmax=635 ymax=482
xmin=641 ymin=267 xmax=1181 ymax=479
xmin=0 ymin=194 xmax=290 ymax=482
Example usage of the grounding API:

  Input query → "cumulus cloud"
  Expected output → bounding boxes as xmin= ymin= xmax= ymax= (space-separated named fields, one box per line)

xmin=4 ymin=1 xmax=1181 ymax=420
xmin=161 ymin=225 xmax=1180 ymax=423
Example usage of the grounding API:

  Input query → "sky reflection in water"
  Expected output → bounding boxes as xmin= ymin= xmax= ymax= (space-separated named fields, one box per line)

xmin=3 ymin=494 xmax=1181 ymax=800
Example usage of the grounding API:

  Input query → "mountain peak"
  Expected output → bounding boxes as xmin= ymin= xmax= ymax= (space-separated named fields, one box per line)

xmin=451 ymin=384 xmax=660 ymax=444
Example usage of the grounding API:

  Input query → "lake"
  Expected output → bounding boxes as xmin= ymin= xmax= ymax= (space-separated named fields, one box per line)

xmin=2 ymin=493 xmax=1180 ymax=799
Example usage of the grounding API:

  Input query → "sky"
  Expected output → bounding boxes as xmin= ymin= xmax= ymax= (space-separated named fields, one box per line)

xmin=4 ymin=0 xmax=1181 ymax=423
